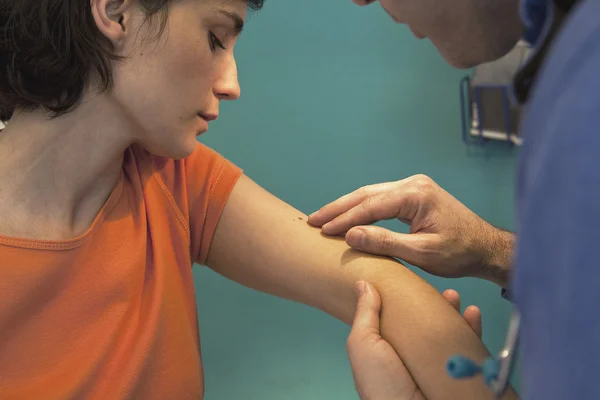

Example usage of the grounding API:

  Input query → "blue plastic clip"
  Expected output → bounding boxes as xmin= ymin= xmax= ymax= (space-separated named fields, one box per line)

xmin=447 ymin=355 xmax=500 ymax=387
xmin=446 ymin=310 xmax=521 ymax=398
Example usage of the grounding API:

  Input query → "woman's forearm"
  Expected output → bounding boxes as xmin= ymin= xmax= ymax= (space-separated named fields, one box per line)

xmin=318 ymin=247 xmax=517 ymax=400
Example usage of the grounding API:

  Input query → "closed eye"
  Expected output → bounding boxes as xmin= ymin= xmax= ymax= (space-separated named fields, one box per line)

xmin=209 ymin=32 xmax=227 ymax=52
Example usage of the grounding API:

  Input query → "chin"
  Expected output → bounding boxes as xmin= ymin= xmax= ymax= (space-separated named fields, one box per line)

xmin=141 ymin=137 xmax=198 ymax=160
xmin=444 ymin=56 xmax=478 ymax=70
xmin=167 ymin=148 xmax=196 ymax=160
xmin=436 ymin=31 xmax=521 ymax=69
xmin=167 ymin=141 xmax=198 ymax=160
xmin=438 ymin=44 xmax=503 ymax=69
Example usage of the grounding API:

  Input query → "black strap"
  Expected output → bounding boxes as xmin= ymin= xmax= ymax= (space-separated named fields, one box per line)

xmin=554 ymin=0 xmax=578 ymax=11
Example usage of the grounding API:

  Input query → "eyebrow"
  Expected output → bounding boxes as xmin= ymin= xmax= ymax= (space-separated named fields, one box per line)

xmin=215 ymin=9 xmax=245 ymax=35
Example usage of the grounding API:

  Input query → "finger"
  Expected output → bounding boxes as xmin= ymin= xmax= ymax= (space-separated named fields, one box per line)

xmin=463 ymin=305 xmax=483 ymax=339
xmin=442 ymin=289 xmax=461 ymax=313
xmin=345 ymin=225 xmax=435 ymax=265
xmin=320 ymin=189 xmax=418 ymax=236
xmin=308 ymin=182 xmax=398 ymax=228
xmin=350 ymin=281 xmax=382 ymax=338
xmin=308 ymin=193 xmax=363 ymax=228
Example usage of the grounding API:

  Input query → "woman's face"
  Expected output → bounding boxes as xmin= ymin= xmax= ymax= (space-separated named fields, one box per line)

xmin=95 ymin=0 xmax=246 ymax=159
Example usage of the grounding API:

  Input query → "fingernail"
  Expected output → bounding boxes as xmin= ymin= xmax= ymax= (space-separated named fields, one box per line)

xmin=346 ymin=229 xmax=365 ymax=248
xmin=355 ymin=281 xmax=366 ymax=296
xmin=322 ymin=222 xmax=334 ymax=233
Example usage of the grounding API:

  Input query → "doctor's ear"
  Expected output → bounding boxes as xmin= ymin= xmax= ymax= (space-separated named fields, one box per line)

xmin=90 ymin=0 xmax=135 ymax=46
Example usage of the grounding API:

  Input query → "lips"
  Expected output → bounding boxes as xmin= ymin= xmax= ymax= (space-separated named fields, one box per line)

xmin=198 ymin=113 xmax=218 ymax=122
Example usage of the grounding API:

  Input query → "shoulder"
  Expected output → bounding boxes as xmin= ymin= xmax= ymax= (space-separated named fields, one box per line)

xmin=514 ymin=0 xmax=600 ymax=314
xmin=516 ymin=0 xmax=600 ymax=287
xmin=125 ymin=142 xmax=242 ymax=225
xmin=126 ymin=142 xmax=241 ymax=193
xmin=526 ymin=0 xmax=600 ymax=108
xmin=512 ymin=5 xmax=600 ymax=390
xmin=519 ymin=0 xmax=600 ymax=163
xmin=126 ymin=143 xmax=243 ymax=265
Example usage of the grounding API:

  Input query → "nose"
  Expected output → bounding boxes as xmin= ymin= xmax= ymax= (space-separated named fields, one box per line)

xmin=214 ymin=54 xmax=241 ymax=101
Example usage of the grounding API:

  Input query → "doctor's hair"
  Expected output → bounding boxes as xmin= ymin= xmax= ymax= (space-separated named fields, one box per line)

xmin=0 ymin=0 xmax=264 ymax=122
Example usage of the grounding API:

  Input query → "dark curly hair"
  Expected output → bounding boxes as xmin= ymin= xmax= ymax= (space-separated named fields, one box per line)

xmin=0 ymin=0 xmax=264 ymax=121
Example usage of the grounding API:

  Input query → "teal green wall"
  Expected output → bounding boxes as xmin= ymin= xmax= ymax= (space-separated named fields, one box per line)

xmin=195 ymin=1 xmax=520 ymax=398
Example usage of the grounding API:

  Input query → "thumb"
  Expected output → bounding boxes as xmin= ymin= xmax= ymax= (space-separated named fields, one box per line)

xmin=346 ymin=225 xmax=429 ymax=264
xmin=350 ymin=281 xmax=382 ymax=337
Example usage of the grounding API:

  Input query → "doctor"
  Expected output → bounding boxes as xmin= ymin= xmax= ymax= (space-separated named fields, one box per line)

xmin=315 ymin=0 xmax=600 ymax=399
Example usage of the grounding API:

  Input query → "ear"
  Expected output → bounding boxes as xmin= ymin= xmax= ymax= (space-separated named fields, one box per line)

xmin=90 ymin=0 xmax=135 ymax=47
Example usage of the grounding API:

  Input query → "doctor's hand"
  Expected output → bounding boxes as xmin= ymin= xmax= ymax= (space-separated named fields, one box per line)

xmin=348 ymin=283 xmax=482 ymax=400
xmin=309 ymin=175 xmax=514 ymax=288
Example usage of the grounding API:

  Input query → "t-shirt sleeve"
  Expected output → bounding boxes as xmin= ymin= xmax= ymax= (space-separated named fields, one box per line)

xmin=183 ymin=143 xmax=243 ymax=265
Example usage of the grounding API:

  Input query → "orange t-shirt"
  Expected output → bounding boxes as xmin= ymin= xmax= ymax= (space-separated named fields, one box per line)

xmin=0 ymin=143 xmax=242 ymax=399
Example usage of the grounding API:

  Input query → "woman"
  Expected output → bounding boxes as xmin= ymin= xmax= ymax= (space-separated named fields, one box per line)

xmin=0 ymin=1 xmax=511 ymax=399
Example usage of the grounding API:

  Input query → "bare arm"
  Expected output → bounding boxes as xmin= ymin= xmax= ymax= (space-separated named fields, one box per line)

xmin=480 ymin=226 xmax=515 ymax=288
xmin=206 ymin=175 xmax=517 ymax=400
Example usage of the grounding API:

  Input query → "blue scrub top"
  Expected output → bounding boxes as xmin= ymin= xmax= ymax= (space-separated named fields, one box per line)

xmin=514 ymin=0 xmax=600 ymax=398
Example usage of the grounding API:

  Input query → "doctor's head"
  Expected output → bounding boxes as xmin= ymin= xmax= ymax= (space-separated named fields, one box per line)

xmin=353 ymin=0 xmax=524 ymax=68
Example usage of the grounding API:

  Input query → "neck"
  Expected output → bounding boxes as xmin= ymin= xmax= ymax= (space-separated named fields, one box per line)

xmin=0 ymin=96 xmax=135 ymax=238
